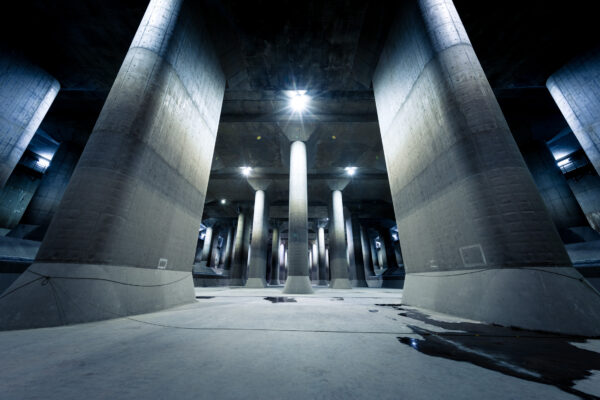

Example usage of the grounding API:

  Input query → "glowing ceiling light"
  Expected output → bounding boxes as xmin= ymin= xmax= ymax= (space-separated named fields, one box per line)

xmin=557 ymin=158 xmax=570 ymax=167
xmin=37 ymin=158 xmax=50 ymax=169
xmin=345 ymin=166 xmax=357 ymax=176
xmin=220 ymin=199 xmax=227 ymax=204
xmin=290 ymin=91 xmax=309 ymax=113
xmin=241 ymin=166 xmax=252 ymax=176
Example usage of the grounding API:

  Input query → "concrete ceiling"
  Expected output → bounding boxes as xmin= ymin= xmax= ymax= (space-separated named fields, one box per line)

xmin=1 ymin=0 xmax=597 ymax=222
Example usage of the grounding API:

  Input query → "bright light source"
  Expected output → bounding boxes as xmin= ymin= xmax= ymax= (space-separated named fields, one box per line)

xmin=220 ymin=199 xmax=227 ymax=204
xmin=289 ymin=91 xmax=309 ymax=113
xmin=37 ymin=158 xmax=50 ymax=169
xmin=557 ymin=158 xmax=570 ymax=167
xmin=345 ymin=166 xmax=357 ymax=176
xmin=241 ymin=166 xmax=252 ymax=176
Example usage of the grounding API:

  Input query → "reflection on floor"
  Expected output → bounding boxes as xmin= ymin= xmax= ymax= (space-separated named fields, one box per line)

xmin=0 ymin=287 xmax=599 ymax=399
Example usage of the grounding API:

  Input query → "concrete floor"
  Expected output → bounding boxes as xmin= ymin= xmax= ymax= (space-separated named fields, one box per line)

xmin=1 ymin=287 xmax=599 ymax=399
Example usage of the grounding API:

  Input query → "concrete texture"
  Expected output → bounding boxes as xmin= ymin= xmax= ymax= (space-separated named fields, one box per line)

xmin=229 ymin=210 xmax=246 ymax=285
xmin=311 ymin=241 xmax=319 ymax=282
xmin=0 ymin=287 xmax=596 ymax=400
xmin=0 ymin=0 xmax=225 ymax=330
xmin=567 ymin=173 xmax=600 ymax=233
xmin=269 ymin=226 xmax=280 ymax=285
xmin=0 ymin=52 xmax=60 ymax=188
xmin=350 ymin=216 xmax=368 ymax=287
xmin=21 ymin=142 xmax=82 ymax=232
xmin=372 ymin=0 xmax=600 ymax=335
xmin=360 ymin=224 xmax=375 ymax=277
xmin=246 ymin=190 xmax=269 ymax=287
xmin=522 ymin=141 xmax=587 ymax=236
xmin=0 ymin=167 xmax=42 ymax=229
xmin=220 ymin=225 xmax=233 ymax=270
xmin=317 ymin=224 xmax=327 ymax=285
xmin=200 ymin=226 xmax=214 ymax=264
xmin=328 ymin=190 xmax=352 ymax=289
xmin=283 ymin=141 xmax=313 ymax=294
xmin=547 ymin=48 xmax=600 ymax=177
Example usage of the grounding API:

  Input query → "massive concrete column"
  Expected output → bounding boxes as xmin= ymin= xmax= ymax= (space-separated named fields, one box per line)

xmin=283 ymin=141 xmax=313 ymax=293
xmin=345 ymin=215 xmax=356 ymax=283
xmin=242 ymin=217 xmax=252 ymax=280
xmin=547 ymin=48 xmax=600 ymax=176
xmin=372 ymin=0 xmax=600 ymax=335
xmin=269 ymin=225 xmax=280 ymax=285
xmin=522 ymin=141 xmax=587 ymax=236
xmin=317 ymin=223 xmax=328 ymax=285
xmin=21 ymin=142 xmax=82 ymax=234
xmin=567 ymin=174 xmax=600 ymax=232
xmin=200 ymin=226 xmax=214 ymax=265
xmin=328 ymin=190 xmax=351 ymax=289
xmin=221 ymin=225 xmax=233 ymax=270
xmin=350 ymin=216 xmax=368 ymax=287
xmin=0 ymin=53 xmax=60 ymax=188
xmin=230 ymin=209 xmax=246 ymax=285
xmin=368 ymin=230 xmax=379 ymax=272
xmin=246 ymin=189 xmax=270 ymax=288
xmin=0 ymin=0 xmax=225 ymax=330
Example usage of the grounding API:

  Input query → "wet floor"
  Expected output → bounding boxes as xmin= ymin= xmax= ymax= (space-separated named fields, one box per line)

xmin=264 ymin=297 xmax=297 ymax=303
xmin=195 ymin=296 xmax=214 ymax=299
xmin=379 ymin=304 xmax=600 ymax=399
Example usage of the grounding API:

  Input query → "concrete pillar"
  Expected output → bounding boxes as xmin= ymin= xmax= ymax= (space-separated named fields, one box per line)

xmin=547 ymin=48 xmax=600 ymax=177
xmin=0 ymin=53 xmax=60 ymax=188
xmin=221 ymin=225 xmax=233 ymax=270
xmin=0 ymin=0 xmax=226 ymax=330
xmin=280 ymin=243 xmax=287 ymax=281
xmin=345 ymin=215 xmax=356 ymax=282
xmin=21 ymin=142 xmax=82 ymax=233
xmin=200 ymin=226 xmax=214 ymax=264
xmin=311 ymin=241 xmax=319 ymax=282
xmin=269 ymin=226 xmax=280 ymax=285
xmin=317 ymin=224 xmax=327 ymax=285
xmin=209 ymin=230 xmax=220 ymax=268
xmin=380 ymin=227 xmax=398 ymax=271
xmin=368 ymin=230 xmax=379 ymax=272
xmin=242 ymin=218 xmax=252 ymax=280
xmin=246 ymin=190 xmax=269 ymax=287
xmin=522 ymin=141 xmax=587 ymax=236
xmin=283 ymin=141 xmax=313 ymax=294
xmin=230 ymin=210 xmax=246 ymax=285
xmin=360 ymin=225 xmax=375 ymax=277
xmin=567 ymin=174 xmax=600 ymax=232
xmin=372 ymin=0 xmax=600 ymax=335
xmin=350 ymin=216 xmax=368 ymax=287
xmin=377 ymin=231 xmax=388 ymax=269
xmin=329 ymin=190 xmax=351 ymax=289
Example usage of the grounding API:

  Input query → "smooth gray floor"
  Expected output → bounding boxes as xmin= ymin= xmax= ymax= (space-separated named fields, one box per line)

xmin=0 ymin=287 xmax=598 ymax=399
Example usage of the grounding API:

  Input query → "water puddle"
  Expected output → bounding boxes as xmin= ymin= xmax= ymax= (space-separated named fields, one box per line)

xmin=264 ymin=297 xmax=297 ymax=303
xmin=378 ymin=304 xmax=600 ymax=399
xmin=330 ymin=297 xmax=344 ymax=301
xmin=195 ymin=296 xmax=214 ymax=299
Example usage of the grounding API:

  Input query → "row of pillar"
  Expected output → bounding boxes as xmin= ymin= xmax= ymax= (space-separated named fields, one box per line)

xmin=2 ymin=0 xmax=600 ymax=335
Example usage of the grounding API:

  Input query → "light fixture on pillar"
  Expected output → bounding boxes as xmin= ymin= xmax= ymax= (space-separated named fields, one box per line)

xmin=241 ymin=166 xmax=252 ymax=176
xmin=344 ymin=166 xmax=357 ymax=176
xmin=288 ymin=90 xmax=309 ymax=113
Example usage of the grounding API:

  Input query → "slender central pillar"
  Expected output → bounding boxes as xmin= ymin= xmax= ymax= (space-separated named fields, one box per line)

xmin=329 ymin=190 xmax=351 ymax=289
xmin=360 ymin=225 xmax=375 ymax=278
xmin=229 ymin=210 xmax=246 ymax=285
xmin=269 ymin=226 xmax=280 ymax=285
xmin=283 ymin=141 xmax=313 ymax=293
xmin=317 ymin=225 xmax=327 ymax=285
xmin=246 ymin=190 xmax=269 ymax=287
